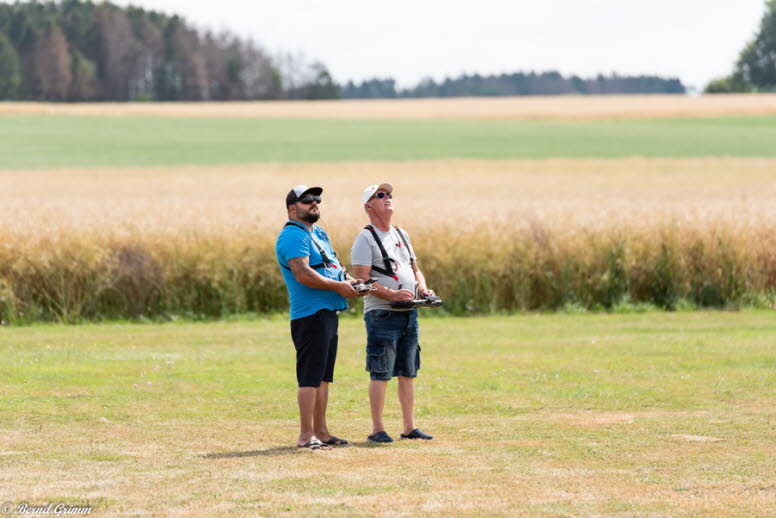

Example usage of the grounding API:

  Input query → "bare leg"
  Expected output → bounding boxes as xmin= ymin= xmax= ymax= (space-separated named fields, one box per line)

xmin=313 ymin=381 xmax=331 ymax=441
xmin=397 ymin=376 xmax=416 ymax=434
xmin=297 ymin=387 xmax=317 ymax=446
xmin=369 ymin=379 xmax=388 ymax=434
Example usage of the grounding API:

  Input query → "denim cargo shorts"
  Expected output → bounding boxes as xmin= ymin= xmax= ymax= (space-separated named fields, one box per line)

xmin=364 ymin=308 xmax=420 ymax=381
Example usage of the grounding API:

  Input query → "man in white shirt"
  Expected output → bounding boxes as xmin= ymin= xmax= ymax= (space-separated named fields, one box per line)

xmin=351 ymin=183 xmax=435 ymax=443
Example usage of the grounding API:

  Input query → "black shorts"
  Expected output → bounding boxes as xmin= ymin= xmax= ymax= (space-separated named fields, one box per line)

xmin=290 ymin=309 xmax=339 ymax=388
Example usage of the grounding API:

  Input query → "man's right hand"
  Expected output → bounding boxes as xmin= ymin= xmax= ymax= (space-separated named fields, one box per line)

xmin=391 ymin=289 xmax=415 ymax=302
xmin=336 ymin=281 xmax=360 ymax=298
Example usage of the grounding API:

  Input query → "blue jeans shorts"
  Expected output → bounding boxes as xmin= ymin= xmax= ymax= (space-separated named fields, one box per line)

xmin=364 ymin=309 xmax=420 ymax=381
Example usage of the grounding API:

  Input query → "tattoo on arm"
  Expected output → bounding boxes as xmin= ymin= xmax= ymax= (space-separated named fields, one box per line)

xmin=288 ymin=257 xmax=319 ymax=283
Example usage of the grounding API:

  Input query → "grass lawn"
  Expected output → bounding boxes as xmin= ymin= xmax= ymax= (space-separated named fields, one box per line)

xmin=2 ymin=115 xmax=776 ymax=169
xmin=0 ymin=311 xmax=773 ymax=516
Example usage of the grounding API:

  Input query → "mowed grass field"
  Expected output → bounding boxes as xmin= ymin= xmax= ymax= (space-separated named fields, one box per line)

xmin=1 ymin=312 xmax=774 ymax=516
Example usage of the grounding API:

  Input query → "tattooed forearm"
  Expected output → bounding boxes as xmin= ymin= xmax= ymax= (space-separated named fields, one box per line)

xmin=288 ymin=257 xmax=319 ymax=283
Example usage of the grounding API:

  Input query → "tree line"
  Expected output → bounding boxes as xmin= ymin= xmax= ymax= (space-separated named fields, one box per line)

xmin=706 ymin=0 xmax=776 ymax=93
xmin=0 ymin=0 xmax=687 ymax=103
xmin=342 ymin=72 xmax=685 ymax=99
xmin=0 ymin=0 xmax=338 ymax=101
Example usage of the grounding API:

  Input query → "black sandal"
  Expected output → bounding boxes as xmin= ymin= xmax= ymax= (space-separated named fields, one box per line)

xmin=322 ymin=435 xmax=349 ymax=446
xmin=400 ymin=428 xmax=433 ymax=440
xmin=367 ymin=431 xmax=394 ymax=443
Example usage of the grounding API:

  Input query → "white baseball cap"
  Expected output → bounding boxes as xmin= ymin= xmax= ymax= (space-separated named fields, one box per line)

xmin=361 ymin=183 xmax=393 ymax=205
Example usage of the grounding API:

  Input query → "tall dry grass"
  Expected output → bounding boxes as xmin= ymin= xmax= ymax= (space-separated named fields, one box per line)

xmin=1 ymin=158 xmax=774 ymax=322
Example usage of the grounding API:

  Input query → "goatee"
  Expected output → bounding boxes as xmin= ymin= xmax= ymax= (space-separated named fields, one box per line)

xmin=302 ymin=212 xmax=320 ymax=223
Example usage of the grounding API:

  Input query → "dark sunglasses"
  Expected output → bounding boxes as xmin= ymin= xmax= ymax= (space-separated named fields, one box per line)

xmin=369 ymin=192 xmax=392 ymax=201
xmin=297 ymin=195 xmax=321 ymax=204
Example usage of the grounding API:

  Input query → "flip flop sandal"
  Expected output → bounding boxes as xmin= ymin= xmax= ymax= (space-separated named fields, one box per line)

xmin=297 ymin=438 xmax=330 ymax=450
xmin=322 ymin=436 xmax=349 ymax=446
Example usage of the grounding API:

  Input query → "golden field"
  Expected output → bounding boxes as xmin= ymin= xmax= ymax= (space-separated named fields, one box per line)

xmin=1 ymin=158 xmax=775 ymax=321
xmin=3 ymin=94 xmax=776 ymax=120
xmin=4 ymin=158 xmax=775 ymax=233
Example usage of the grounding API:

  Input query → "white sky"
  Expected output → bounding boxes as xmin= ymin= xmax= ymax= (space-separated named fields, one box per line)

xmin=115 ymin=0 xmax=765 ymax=91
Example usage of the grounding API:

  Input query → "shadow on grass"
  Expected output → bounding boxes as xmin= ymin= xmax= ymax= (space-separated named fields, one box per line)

xmin=202 ymin=446 xmax=298 ymax=459
xmin=202 ymin=441 xmax=387 ymax=459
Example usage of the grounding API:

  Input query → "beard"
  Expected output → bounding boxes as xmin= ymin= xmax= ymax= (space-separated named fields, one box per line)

xmin=301 ymin=211 xmax=320 ymax=223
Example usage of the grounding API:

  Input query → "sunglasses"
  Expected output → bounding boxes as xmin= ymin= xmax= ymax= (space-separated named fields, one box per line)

xmin=297 ymin=195 xmax=321 ymax=204
xmin=369 ymin=192 xmax=392 ymax=201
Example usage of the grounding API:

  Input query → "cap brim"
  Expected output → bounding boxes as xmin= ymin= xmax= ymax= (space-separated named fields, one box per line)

xmin=300 ymin=186 xmax=323 ymax=198
xmin=287 ymin=186 xmax=323 ymax=206
xmin=377 ymin=183 xmax=392 ymax=194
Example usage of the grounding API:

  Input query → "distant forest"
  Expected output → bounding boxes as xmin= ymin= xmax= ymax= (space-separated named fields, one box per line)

xmin=342 ymin=73 xmax=685 ymax=99
xmin=0 ymin=1 xmax=685 ymax=102
xmin=0 ymin=0 xmax=338 ymax=101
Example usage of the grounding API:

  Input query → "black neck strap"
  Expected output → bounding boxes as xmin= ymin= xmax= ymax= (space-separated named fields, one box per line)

xmin=283 ymin=222 xmax=344 ymax=277
xmin=365 ymin=225 xmax=398 ymax=280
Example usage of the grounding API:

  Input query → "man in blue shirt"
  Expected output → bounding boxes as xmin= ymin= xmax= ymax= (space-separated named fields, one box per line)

xmin=276 ymin=185 xmax=364 ymax=450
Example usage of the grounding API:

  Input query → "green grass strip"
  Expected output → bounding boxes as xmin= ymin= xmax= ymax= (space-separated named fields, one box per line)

xmin=2 ymin=114 xmax=776 ymax=169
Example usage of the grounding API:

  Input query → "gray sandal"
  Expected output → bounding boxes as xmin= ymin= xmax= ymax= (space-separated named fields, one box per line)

xmin=298 ymin=438 xmax=330 ymax=450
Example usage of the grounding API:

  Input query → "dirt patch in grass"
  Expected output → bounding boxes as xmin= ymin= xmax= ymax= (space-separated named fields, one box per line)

xmin=672 ymin=434 xmax=725 ymax=443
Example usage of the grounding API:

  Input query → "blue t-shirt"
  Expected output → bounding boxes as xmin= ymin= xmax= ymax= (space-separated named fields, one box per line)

xmin=275 ymin=221 xmax=348 ymax=320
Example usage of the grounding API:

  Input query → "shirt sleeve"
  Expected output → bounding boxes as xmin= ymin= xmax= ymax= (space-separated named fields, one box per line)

xmin=277 ymin=228 xmax=310 ymax=265
xmin=350 ymin=230 xmax=374 ymax=266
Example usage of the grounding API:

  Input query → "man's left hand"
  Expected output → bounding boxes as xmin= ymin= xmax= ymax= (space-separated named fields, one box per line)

xmin=420 ymin=288 xmax=435 ymax=297
xmin=350 ymin=279 xmax=369 ymax=297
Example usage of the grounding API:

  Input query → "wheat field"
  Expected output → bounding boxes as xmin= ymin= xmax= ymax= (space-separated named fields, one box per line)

xmin=2 ymin=158 xmax=775 ymax=321
xmin=3 ymin=94 xmax=776 ymax=120
xmin=4 ymin=158 xmax=775 ymax=230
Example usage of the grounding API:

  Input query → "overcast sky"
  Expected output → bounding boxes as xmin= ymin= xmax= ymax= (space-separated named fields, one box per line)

xmin=115 ymin=0 xmax=765 ymax=91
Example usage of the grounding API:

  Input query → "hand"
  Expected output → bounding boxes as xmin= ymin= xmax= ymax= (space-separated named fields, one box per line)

xmin=349 ymin=279 xmax=368 ymax=297
xmin=392 ymin=289 xmax=415 ymax=302
xmin=336 ymin=281 xmax=360 ymax=299
xmin=420 ymin=288 xmax=435 ymax=297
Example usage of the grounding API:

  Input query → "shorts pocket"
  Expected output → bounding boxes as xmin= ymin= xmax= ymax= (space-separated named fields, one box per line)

xmin=368 ymin=309 xmax=391 ymax=322
xmin=415 ymin=344 xmax=421 ymax=371
xmin=366 ymin=347 xmax=389 ymax=373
